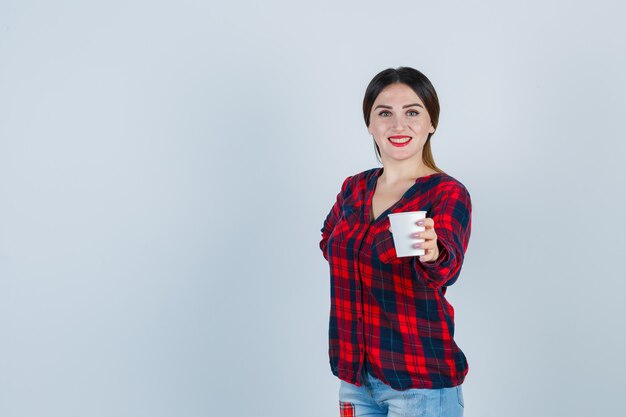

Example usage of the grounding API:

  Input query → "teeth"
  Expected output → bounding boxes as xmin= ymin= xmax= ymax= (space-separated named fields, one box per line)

xmin=389 ymin=137 xmax=411 ymax=143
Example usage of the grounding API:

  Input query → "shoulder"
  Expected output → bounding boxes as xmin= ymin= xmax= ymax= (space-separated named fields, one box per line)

xmin=340 ymin=167 xmax=379 ymax=191
xmin=431 ymin=172 xmax=471 ymax=198
xmin=351 ymin=167 xmax=379 ymax=182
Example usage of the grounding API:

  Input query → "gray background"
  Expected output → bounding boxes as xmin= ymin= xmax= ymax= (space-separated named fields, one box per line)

xmin=1 ymin=1 xmax=625 ymax=416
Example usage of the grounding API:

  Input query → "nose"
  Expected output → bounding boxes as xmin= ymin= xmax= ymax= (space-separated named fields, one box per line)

xmin=390 ymin=113 xmax=406 ymax=131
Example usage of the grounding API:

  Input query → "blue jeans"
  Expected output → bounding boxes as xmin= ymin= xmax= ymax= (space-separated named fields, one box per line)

xmin=338 ymin=363 xmax=464 ymax=417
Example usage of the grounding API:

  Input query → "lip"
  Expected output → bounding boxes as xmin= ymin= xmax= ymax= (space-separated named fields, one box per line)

xmin=388 ymin=135 xmax=412 ymax=147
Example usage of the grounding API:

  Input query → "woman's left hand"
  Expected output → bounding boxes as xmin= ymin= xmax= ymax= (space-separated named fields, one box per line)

xmin=388 ymin=217 xmax=440 ymax=263
xmin=412 ymin=218 xmax=439 ymax=263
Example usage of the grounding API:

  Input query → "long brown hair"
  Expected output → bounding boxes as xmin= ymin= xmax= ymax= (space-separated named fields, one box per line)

xmin=363 ymin=67 xmax=444 ymax=173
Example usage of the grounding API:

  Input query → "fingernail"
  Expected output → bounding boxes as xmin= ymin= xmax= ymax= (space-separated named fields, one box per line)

xmin=417 ymin=220 xmax=424 ymax=226
xmin=413 ymin=243 xmax=422 ymax=249
xmin=412 ymin=233 xmax=421 ymax=238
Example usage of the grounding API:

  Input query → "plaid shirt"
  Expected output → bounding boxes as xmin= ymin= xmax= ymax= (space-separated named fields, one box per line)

xmin=319 ymin=168 xmax=472 ymax=390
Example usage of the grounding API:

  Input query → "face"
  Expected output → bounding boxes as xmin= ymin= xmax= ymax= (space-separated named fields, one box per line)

xmin=367 ymin=83 xmax=435 ymax=163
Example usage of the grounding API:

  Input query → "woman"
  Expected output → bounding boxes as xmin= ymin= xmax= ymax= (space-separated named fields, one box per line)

xmin=319 ymin=67 xmax=471 ymax=417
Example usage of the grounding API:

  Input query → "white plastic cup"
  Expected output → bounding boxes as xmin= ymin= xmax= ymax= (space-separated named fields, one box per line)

xmin=387 ymin=211 xmax=426 ymax=257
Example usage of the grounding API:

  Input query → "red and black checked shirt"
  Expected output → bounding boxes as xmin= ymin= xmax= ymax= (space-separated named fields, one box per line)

xmin=319 ymin=168 xmax=472 ymax=390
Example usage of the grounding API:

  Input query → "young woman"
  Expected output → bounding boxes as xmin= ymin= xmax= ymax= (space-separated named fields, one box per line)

xmin=320 ymin=67 xmax=471 ymax=417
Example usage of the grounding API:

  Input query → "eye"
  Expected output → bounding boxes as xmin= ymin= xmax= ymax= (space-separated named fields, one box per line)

xmin=407 ymin=110 xmax=419 ymax=116
xmin=378 ymin=111 xmax=391 ymax=117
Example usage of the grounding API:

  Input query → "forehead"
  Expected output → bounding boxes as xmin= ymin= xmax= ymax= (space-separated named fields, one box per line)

xmin=373 ymin=83 xmax=424 ymax=106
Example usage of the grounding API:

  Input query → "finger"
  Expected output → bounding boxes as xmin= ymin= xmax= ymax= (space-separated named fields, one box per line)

xmin=420 ymin=248 xmax=437 ymax=262
xmin=411 ymin=230 xmax=437 ymax=240
xmin=388 ymin=225 xmax=393 ymax=233
xmin=413 ymin=240 xmax=437 ymax=250
xmin=421 ymin=217 xmax=435 ymax=229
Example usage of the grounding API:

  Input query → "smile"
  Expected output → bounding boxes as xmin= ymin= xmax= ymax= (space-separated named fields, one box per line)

xmin=388 ymin=136 xmax=412 ymax=147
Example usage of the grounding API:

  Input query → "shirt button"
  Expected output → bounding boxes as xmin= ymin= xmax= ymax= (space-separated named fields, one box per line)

xmin=358 ymin=316 xmax=362 ymax=321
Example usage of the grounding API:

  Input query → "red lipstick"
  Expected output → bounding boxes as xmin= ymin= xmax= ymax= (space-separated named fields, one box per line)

xmin=388 ymin=135 xmax=412 ymax=147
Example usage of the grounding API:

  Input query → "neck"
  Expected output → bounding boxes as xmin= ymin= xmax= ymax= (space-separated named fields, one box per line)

xmin=379 ymin=156 xmax=435 ymax=184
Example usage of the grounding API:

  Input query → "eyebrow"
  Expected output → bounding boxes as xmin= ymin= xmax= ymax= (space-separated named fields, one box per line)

xmin=374 ymin=103 xmax=424 ymax=110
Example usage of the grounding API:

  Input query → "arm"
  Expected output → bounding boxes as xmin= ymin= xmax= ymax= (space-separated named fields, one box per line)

xmin=413 ymin=184 xmax=472 ymax=288
xmin=319 ymin=176 xmax=352 ymax=261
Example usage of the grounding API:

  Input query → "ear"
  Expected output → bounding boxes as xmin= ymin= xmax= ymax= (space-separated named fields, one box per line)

xmin=429 ymin=124 xmax=435 ymax=134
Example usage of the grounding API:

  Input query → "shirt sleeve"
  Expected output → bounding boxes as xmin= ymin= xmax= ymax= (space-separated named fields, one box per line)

xmin=319 ymin=176 xmax=352 ymax=261
xmin=413 ymin=183 xmax=472 ymax=288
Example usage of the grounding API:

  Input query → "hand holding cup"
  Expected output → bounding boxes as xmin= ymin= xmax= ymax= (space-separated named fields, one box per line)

xmin=388 ymin=212 xmax=440 ymax=263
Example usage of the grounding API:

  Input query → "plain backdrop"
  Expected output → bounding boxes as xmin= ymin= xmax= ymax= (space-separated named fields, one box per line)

xmin=1 ymin=1 xmax=625 ymax=416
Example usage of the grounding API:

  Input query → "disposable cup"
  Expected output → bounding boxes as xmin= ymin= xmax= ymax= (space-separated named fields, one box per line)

xmin=387 ymin=211 xmax=426 ymax=257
